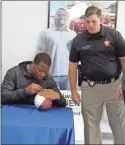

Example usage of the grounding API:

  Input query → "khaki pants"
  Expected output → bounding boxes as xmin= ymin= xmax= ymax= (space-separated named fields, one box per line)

xmin=81 ymin=80 xmax=125 ymax=144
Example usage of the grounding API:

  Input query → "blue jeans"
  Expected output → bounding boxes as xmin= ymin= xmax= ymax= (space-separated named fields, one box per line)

xmin=53 ymin=76 xmax=70 ymax=90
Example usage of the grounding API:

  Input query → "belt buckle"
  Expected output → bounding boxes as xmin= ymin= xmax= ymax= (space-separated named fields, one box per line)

xmin=88 ymin=80 xmax=96 ymax=87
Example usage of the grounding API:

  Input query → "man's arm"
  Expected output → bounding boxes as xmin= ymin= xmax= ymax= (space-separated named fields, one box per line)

xmin=1 ymin=69 xmax=28 ymax=104
xmin=69 ymin=38 xmax=81 ymax=104
xmin=114 ymin=31 xmax=125 ymax=99
xmin=69 ymin=39 xmax=80 ymax=92
xmin=119 ymin=57 xmax=125 ymax=72
xmin=115 ymin=30 xmax=125 ymax=57
xmin=114 ymin=30 xmax=125 ymax=72
xmin=68 ymin=62 xmax=78 ymax=93
xmin=36 ymin=30 xmax=47 ymax=53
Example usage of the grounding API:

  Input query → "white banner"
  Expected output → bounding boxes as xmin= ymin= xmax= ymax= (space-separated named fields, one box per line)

xmin=60 ymin=90 xmax=84 ymax=142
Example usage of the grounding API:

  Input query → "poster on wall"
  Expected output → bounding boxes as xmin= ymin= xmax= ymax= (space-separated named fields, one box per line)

xmin=48 ymin=1 xmax=117 ymax=34
xmin=61 ymin=90 xmax=84 ymax=142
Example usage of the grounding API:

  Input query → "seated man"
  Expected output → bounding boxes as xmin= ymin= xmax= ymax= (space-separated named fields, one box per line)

xmin=1 ymin=53 xmax=66 ymax=110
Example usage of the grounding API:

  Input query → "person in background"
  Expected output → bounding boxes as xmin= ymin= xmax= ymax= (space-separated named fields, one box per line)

xmin=101 ymin=17 xmax=112 ymax=27
xmin=1 ymin=53 xmax=66 ymax=110
xmin=69 ymin=15 xmax=86 ymax=34
xmin=68 ymin=6 xmax=125 ymax=144
xmin=36 ymin=8 xmax=76 ymax=90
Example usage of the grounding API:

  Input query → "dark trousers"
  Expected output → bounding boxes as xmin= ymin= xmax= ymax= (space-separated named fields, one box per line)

xmin=123 ymin=90 xmax=125 ymax=104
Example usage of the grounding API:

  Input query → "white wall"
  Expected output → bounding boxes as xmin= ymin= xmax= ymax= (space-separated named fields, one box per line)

xmin=116 ymin=1 xmax=125 ymax=39
xmin=2 ymin=1 xmax=48 ymax=79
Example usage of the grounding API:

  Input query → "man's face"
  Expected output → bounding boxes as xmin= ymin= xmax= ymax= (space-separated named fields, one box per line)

xmin=32 ymin=61 xmax=50 ymax=80
xmin=55 ymin=9 xmax=68 ymax=26
xmin=85 ymin=14 xmax=101 ymax=34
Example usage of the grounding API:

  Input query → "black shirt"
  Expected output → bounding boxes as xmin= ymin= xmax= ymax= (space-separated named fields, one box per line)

xmin=69 ymin=25 xmax=125 ymax=81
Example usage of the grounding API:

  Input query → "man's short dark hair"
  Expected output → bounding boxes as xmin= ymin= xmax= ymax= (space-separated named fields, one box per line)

xmin=85 ymin=6 xmax=101 ymax=18
xmin=80 ymin=15 xmax=85 ymax=19
xmin=56 ymin=8 xmax=67 ymax=15
xmin=34 ymin=53 xmax=51 ymax=66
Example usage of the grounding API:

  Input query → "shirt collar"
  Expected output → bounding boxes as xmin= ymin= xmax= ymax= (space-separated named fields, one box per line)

xmin=86 ymin=24 xmax=105 ymax=39
xmin=52 ymin=25 xmax=70 ymax=32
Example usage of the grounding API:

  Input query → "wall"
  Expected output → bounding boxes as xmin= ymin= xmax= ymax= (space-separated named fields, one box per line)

xmin=116 ymin=1 xmax=125 ymax=39
xmin=2 ymin=1 xmax=48 ymax=79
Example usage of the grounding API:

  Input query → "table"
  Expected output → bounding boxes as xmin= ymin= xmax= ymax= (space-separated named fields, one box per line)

xmin=2 ymin=105 xmax=75 ymax=144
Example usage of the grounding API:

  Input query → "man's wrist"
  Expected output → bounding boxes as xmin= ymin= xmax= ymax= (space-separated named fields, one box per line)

xmin=71 ymin=88 xmax=77 ymax=94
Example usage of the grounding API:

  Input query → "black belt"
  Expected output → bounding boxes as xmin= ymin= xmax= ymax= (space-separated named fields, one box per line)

xmin=83 ymin=76 xmax=119 ymax=87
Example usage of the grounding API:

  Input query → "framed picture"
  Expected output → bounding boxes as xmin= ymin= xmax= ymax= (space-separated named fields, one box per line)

xmin=48 ymin=1 xmax=118 ymax=34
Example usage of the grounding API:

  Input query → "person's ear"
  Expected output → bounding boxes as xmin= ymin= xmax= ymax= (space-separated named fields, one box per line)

xmin=31 ymin=62 xmax=36 ymax=70
xmin=32 ymin=62 xmax=35 ymax=66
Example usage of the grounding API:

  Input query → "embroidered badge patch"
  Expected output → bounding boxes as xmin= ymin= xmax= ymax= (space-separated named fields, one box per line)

xmin=104 ymin=40 xmax=110 ymax=47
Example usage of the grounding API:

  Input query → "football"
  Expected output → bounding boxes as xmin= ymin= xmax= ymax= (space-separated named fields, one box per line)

xmin=34 ymin=95 xmax=52 ymax=110
xmin=40 ymin=98 xmax=52 ymax=110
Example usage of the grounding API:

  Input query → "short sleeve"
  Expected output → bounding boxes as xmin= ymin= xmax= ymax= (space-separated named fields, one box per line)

xmin=67 ymin=31 xmax=77 ymax=51
xmin=115 ymin=31 xmax=125 ymax=57
xmin=69 ymin=40 xmax=80 ymax=63
xmin=36 ymin=30 xmax=47 ymax=52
